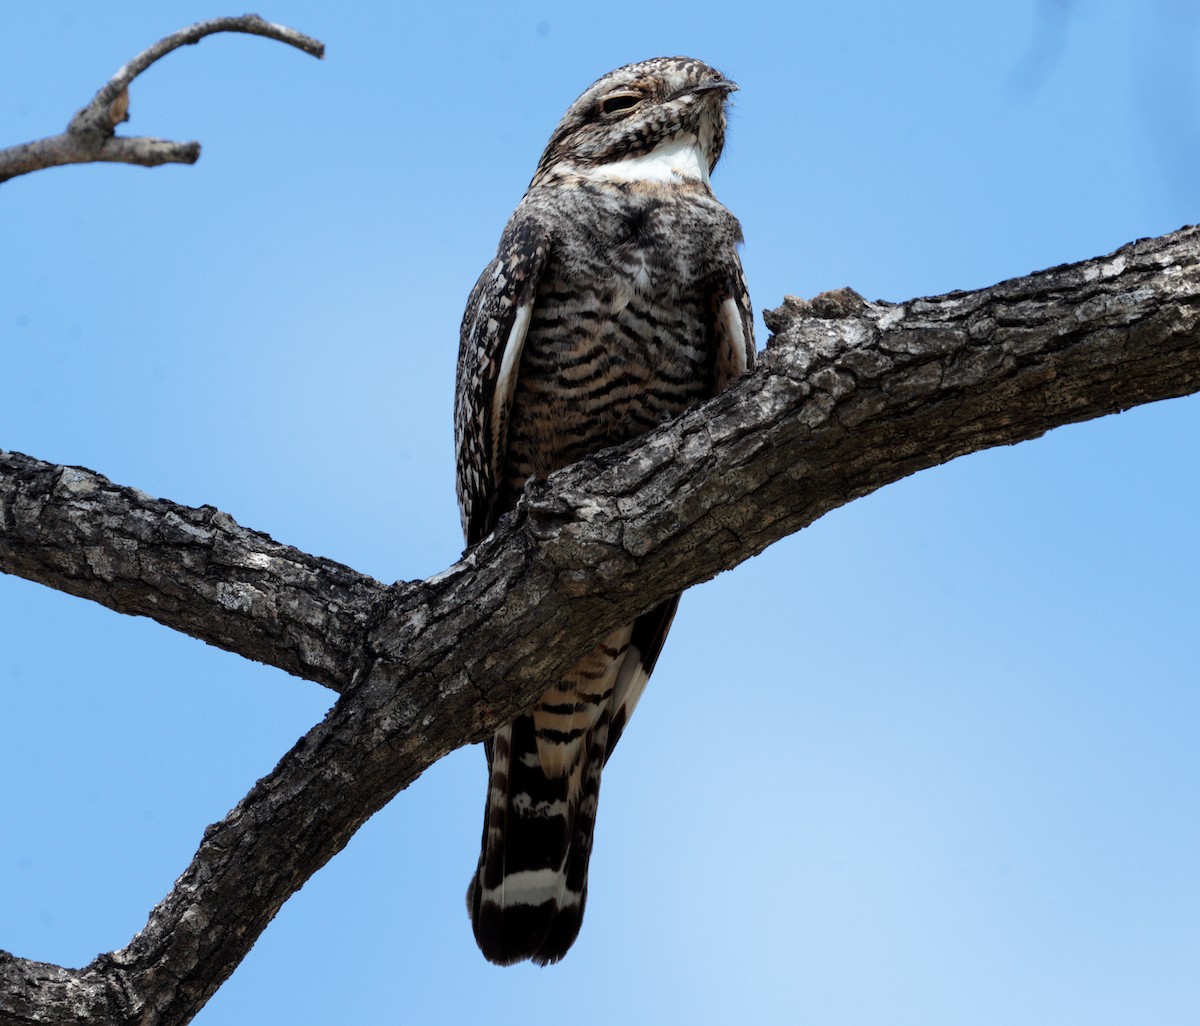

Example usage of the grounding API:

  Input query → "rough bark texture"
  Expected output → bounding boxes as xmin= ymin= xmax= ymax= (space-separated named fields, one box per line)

xmin=0 ymin=459 xmax=387 ymax=692
xmin=1 ymin=222 xmax=1198 ymax=1025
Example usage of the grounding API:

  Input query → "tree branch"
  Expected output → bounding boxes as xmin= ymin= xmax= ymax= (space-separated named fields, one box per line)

xmin=0 ymin=15 xmax=324 ymax=183
xmin=1 ymin=223 xmax=1197 ymax=1025
xmin=0 ymin=455 xmax=387 ymax=692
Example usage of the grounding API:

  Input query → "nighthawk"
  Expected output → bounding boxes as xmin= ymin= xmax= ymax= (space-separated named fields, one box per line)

xmin=454 ymin=56 xmax=754 ymax=965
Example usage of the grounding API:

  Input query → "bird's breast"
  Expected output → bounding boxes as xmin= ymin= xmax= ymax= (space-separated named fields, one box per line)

xmin=497 ymin=181 xmax=737 ymax=495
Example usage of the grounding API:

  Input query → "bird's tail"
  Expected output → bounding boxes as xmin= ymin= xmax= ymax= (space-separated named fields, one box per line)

xmin=467 ymin=708 xmax=611 ymax=966
xmin=466 ymin=606 xmax=677 ymax=965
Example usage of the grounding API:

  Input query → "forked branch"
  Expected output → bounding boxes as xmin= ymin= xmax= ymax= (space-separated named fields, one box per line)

xmin=1 ymin=221 xmax=1198 ymax=1026
xmin=0 ymin=14 xmax=323 ymax=183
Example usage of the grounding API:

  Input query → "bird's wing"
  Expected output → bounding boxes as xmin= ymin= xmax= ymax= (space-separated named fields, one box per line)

xmin=454 ymin=210 xmax=552 ymax=545
xmin=711 ymin=249 xmax=756 ymax=391
xmin=604 ymin=596 xmax=680 ymax=761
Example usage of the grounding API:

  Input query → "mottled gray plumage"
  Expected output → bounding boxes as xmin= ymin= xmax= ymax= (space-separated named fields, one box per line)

xmin=454 ymin=56 xmax=754 ymax=966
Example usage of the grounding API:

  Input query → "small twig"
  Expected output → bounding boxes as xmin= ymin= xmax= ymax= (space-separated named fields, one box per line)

xmin=0 ymin=14 xmax=323 ymax=183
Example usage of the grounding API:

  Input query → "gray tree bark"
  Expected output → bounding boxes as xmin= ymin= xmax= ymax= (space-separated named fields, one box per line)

xmin=2 ymin=17 xmax=1199 ymax=1026
xmin=0 ymin=15 xmax=322 ymax=183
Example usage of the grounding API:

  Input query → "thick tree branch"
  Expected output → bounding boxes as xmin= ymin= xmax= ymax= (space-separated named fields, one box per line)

xmin=0 ymin=15 xmax=323 ymax=183
xmin=1 ymin=223 xmax=1197 ymax=1026
xmin=0 ymin=457 xmax=387 ymax=692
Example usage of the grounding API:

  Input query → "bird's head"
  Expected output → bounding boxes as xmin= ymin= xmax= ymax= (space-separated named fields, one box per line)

xmin=530 ymin=57 xmax=737 ymax=189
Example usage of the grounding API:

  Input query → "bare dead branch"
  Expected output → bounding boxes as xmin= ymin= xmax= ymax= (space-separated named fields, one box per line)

xmin=0 ymin=15 xmax=323 ymax=183
xmin=0 ymin=134 xmax=202 ymax=180
xmin=1 ymin=223 xmax=1198 ymax=1026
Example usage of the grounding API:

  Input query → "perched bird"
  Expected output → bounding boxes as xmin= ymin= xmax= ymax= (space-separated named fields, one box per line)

xmin=454 ymin=56 xmax=754 ymax=966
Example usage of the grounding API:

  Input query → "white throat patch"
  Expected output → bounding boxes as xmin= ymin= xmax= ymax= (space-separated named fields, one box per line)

xmin=581 ymin=135 xmax=711 ymax=186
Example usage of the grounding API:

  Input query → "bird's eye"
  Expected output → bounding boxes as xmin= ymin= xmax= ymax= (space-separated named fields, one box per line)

xmin=601 ymin=93 xmax=641 ymax=115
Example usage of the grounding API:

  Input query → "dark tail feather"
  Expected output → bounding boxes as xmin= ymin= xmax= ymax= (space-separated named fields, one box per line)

xmin=467 ymin=712 xmax=609 ymax=966
xmin=530 ymin=710 xmax=610 ymax=964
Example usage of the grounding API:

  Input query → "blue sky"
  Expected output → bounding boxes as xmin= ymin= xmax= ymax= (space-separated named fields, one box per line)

xmin=2 ymin=2 xmax=1197 ymax=1023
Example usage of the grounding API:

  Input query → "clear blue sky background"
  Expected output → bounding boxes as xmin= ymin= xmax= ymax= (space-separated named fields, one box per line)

xmin=2 ymin=2 xmax=1197 ymax=1023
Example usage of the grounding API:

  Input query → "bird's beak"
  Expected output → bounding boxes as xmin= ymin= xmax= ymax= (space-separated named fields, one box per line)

xmin=689 ymin=78 xmax=738 ymax=97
